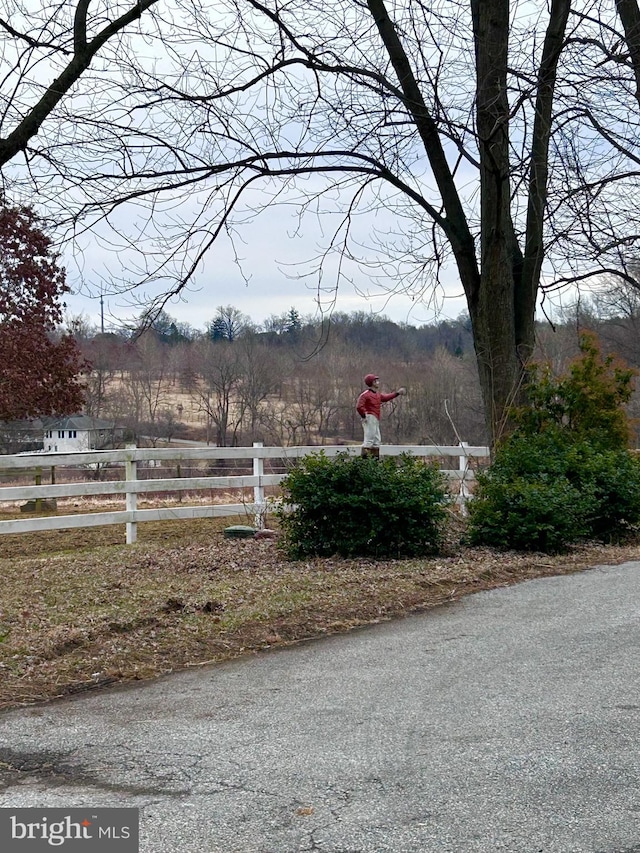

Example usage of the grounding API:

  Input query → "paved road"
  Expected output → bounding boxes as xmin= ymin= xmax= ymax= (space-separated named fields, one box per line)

xmin=0 ymin=561 xmax=639 ymax=853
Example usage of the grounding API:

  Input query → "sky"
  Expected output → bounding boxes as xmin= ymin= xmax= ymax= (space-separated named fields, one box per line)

xmin=62 ymin=198 xmax=472 ymax=333
xmin=61 ymin=201 xmax=574 ymax=334
xmin=65 ymin=255 xmax=470 ymax=333
xmin=62 ymin=221 xmax=577 ymax=335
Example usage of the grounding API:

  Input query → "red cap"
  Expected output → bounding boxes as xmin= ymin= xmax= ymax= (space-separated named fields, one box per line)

xmin=364 ymin=374 xmax=379 ymax=387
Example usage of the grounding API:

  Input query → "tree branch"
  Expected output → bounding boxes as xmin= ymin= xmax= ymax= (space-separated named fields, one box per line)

xmin=0 ymin=0 xmax=159 ymax=168
xmin=365 ymin=0 xmax=479 ymax=300
xmin=519 ymin=0 xmax=571 ymax=340
xmin=0 ymin=16 xmax=68 ymax=52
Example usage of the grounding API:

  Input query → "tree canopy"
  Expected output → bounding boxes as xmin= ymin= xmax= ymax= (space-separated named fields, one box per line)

xmin=0 ymin=203 xmax=87 ymax=420
xmin=3 ymin=1 xmax=640 ymax=441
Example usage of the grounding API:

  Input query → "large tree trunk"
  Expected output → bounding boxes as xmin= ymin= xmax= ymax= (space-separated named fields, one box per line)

xmin=616 ymin=0 xmax=640 ymax=105
xmin=469 ymin=0 xmax=524 ymax=442
xmin=469 ymin=271 xmax=523 ymax=444
xmin=369 ymin=0 xmax=527 ymax=444
xmin=465 ymin=0 xmax=569 ymax=444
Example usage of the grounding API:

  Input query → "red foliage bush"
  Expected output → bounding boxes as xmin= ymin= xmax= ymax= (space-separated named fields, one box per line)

xmin=0 ymin=203 xmax=88 ymax=420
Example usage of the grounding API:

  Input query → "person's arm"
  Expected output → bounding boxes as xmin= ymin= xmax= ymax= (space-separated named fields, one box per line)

xmin=380 ymin=388 xmax=406 ymax=403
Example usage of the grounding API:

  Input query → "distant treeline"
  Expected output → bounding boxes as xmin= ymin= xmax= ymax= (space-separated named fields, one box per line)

xmin=65 ymin=300 xmax=640 ymax=449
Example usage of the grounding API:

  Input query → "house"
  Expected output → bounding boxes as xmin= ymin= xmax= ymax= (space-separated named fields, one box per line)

xmin=42 ymin=415 xmax=119 ymax=452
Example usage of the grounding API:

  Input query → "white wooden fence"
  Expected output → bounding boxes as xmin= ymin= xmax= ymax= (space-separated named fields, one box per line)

xmin=0 ymin=443 xmax=490 ymax=545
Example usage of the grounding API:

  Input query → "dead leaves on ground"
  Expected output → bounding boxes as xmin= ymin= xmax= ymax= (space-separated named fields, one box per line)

xmin=1 ymin=526 xmax=639 ymax=709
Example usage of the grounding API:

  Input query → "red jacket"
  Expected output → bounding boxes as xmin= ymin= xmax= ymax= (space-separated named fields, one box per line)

xmin=356 ymin=388 xmax=399 ymax=420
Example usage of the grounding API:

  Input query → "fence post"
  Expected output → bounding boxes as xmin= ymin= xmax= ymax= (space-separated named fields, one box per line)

xmin=458 ymin=441 xmax=470 ymax=516
xmin=125 ymin=445 xmax=138 ymax=544
xmin=253 ymin=441 xmax=266 ymax=529
xmin=34 ymin=466 xmax=42 ymax=512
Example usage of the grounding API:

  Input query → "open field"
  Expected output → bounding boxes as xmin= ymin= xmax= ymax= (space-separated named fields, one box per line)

xmin=1 ymin=513 xmax=639 ymax=711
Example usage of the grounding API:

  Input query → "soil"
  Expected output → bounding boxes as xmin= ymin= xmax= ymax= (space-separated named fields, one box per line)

xmin=1 ymin=515 xmax=638 ymax=710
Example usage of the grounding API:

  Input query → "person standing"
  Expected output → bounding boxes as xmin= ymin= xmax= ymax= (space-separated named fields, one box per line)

xmin=356 ymin=373 xmax=406 ymax=457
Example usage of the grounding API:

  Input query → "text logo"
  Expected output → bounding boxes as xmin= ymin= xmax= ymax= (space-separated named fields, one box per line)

xmin=0 ymin=809 xmax=138 ymax=851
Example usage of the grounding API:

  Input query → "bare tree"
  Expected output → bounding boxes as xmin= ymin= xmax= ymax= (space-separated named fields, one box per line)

xmin=192 ymin=339 xmax=246 ymax=446
xmin=207 ymin=306 xmax=252 ymax=342
xmin=6 ymin=2 xmax=640 ymax=444
xmin=119 ymin=331 xmax=170 ymax=443
xmin=564 ymin=279 xmax=640 ymax=367
xmin=0 ymin=0 xmax=158 ymax=168
xmin=234 ymin=332 xmax=280 ymax=438
xmin=397 ymin=350 xmax=484 ymax=446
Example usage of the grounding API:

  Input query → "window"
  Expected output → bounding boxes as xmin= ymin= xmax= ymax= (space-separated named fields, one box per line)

xmin=68 ymin=430 xmax=77 ymax=438
xmin=58 ymin=430 xmax=64 ymax=438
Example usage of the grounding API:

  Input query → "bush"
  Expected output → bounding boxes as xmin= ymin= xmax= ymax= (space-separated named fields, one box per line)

xmin=467 ymin=473 xmax=589 ymax=553
xmin=515 ymin=330 xmax=636 ymax=450
xmin=467 ymin=432 xmax=592 ymax=552
xmin=276 ymin=452 xmax=450 ymax=559
xmin=468 ymin=333 xmax=640 ymax=552
xmin=468 ymin=411 xmax=640 ymax=553
xmin=574 ymin=447 xmax=640 ymax=541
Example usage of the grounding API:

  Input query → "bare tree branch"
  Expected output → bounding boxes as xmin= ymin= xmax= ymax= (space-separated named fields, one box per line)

xmin=0 ymin=0 xmax=159 ymax=167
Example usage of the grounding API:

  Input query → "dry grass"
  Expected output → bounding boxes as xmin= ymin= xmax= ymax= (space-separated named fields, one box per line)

xmin=1 ymin=514 xmax=639 ymax=711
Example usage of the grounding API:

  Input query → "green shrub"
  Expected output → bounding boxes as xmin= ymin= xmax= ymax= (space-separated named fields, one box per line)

xmin=467 ymin=337 xmax=640 ymax=553
xmin=467 ymin=472 xmax=589 ymax=553
xmin=573 ymin=447 xmax=640 ymax=541
xmin=276 ymin=452 xmax=450 ymax=559
xmin=470 ymin=440 xmax=640 ymax=551
xmin=516 ymin=330 xmax=636 ymax=450
xmin=467 ymin=432 xmax=591 ymax=552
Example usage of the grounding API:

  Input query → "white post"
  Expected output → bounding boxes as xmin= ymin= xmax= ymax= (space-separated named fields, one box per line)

xmin=125 ymin=445 xmax=138 ymax=544
xmin=253 ymin=441 xmax=265 ymax=529
xmin=458 ymin=441 xmax=470 ymax=516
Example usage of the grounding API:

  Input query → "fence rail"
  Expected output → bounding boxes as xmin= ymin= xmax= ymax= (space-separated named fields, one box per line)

xmin=0 ymin=443 xmax=490 ymax=544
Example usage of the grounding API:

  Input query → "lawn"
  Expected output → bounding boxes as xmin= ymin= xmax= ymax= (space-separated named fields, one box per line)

xmin=1 ymin=515 xmax=638 ymax=710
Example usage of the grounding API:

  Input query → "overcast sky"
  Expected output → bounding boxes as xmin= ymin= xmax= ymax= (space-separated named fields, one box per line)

xmin=41 ymin=0 xmax=578 ymax=335
xmin=62 ymin=194 xmax=472 ymax=332
xmin=63 ymin=225 xmax=576 ymax=334
xmin=65 ymin=259 xmax=470 ymax=332
xmin=62 ymin=203 xmax=574 ymax=334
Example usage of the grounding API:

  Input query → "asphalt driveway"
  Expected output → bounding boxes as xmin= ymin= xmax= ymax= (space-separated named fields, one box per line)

xmin=0 ymin=560 xmax=639 ymax=852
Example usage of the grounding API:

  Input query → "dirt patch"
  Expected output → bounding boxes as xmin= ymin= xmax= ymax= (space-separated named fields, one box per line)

xmin=1 ymin=515 xmax=639 ymax=710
